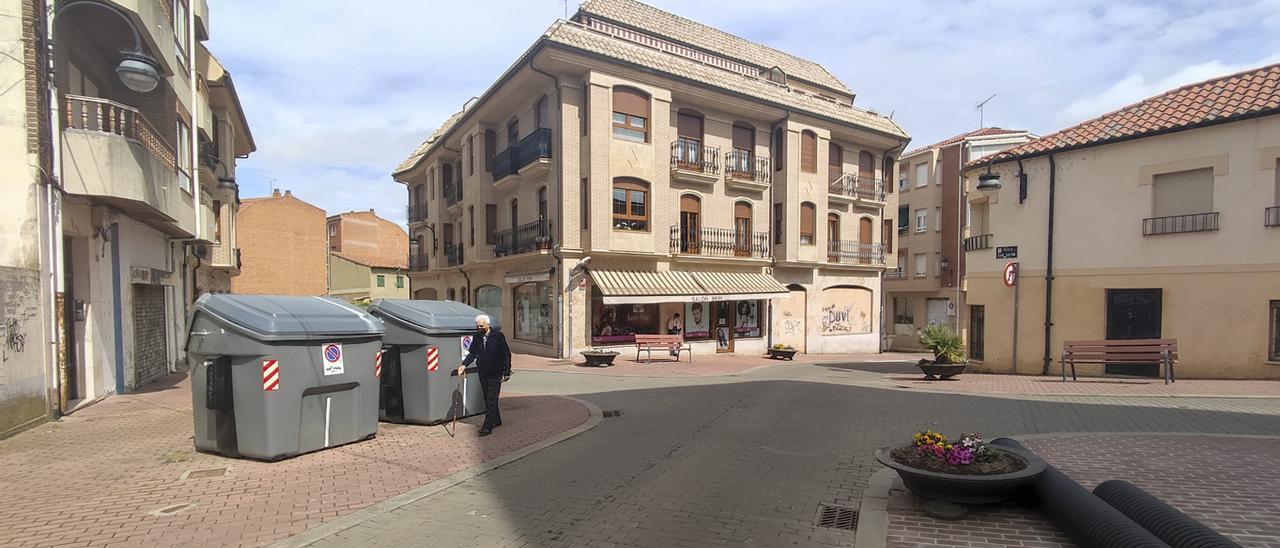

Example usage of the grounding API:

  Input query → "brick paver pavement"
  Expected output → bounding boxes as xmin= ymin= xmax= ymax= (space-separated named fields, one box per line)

xmin=888 ymin=433 xmax=1280 ymax=547
xmin=886 ymin=372 xmax=1280 ymax=397
xmin=0 ymin=373 xmax=589 ymax=547
xmin=305 ymin=363 xmax=1280 ymax=548
xmin=514 ymin=350 xmax=931 ymax=378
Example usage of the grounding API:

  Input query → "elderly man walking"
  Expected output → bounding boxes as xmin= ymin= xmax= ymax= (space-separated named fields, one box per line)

xmin=455 ymin=314 xmax=512 ymax=436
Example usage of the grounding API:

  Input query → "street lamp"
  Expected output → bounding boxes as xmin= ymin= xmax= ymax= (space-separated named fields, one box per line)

xmin=58 ymin=1 xmax=163 ymax=93
xmin=977 ymin=150 xmax=1028 ymax=203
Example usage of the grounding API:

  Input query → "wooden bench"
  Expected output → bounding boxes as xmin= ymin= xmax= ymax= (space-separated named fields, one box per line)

xmin=634 ymin=334 xmax=692 ymax=363
xmin=1060 ymin=339 xmax=1178 ymax=384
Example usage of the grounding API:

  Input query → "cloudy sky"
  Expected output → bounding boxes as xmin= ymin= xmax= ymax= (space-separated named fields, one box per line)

xmin=207 ymin=0 xmax=1280 ymax=225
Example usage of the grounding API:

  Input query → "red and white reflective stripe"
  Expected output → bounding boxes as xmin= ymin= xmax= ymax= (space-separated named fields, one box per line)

xmin=262 ymin=360 xmax=280 ymax=391
xmin=426 ymin=346 xmax=439 ymax=372
xmin=374 ymin=350 xmax=383 ymax=378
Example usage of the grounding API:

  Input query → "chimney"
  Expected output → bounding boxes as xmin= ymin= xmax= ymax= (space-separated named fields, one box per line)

xmin=369 ymin=208 xmax=375 ymax=213
xmin=285 ymin=190 xmax=292 ymax=197
xmin=272 ymin=188 xmax=281 ymax=197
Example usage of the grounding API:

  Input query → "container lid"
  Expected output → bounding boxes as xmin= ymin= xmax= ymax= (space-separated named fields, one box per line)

xmin=367 ymin=299 xmax=499 ymax=335
xmin=192 ymin=294 xmax=385 ymax=341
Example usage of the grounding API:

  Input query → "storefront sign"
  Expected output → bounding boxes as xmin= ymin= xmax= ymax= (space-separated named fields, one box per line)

xmin=505 ymin=270 xmax=551 ymax=284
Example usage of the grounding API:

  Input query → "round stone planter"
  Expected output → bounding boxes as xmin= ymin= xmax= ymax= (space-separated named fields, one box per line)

xmin=874 ymin=445 xmax=1046 ymax=505
xmin=581 ymin=352 xmax=618 ymax=367
xmin=767 ymin=349 xmax=797 ymax=360
xmin=918 ymin=362 xmax=967 ymax=380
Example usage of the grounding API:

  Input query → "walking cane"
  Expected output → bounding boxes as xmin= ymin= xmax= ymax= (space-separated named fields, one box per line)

xmin=443 ymin=366 xmax=465 ymax=438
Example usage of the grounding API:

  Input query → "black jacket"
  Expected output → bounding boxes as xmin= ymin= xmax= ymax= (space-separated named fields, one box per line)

xmin=461 ymin=328 xmax=512 ymax=376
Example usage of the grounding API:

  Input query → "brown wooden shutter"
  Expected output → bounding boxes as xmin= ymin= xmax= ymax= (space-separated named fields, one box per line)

xmin=773 ymin=202 xmax=782 ymax=244
xmin=677 ymin=112 xmax=703 ymax=140
xmin=829 ymin=143 xmax=842 ymax=173
xmin=859 ymin=151 xmax=875 ymax=178
xmin=612 ymin=87 xmax=649 ymax=118
xmin=484 ymin=129 xmax=496 ymax=172
xmin=680 ymin=194 xmax=701 ymax=213
xmin=773 ymin=128 xmax=785 ymax=171
xmin=883 ymin=156 xmax=894 ymax=193
xmin=733 ymin=123 xmax=754 ymax=151
xmin=485 ymin=204 xmax=497 ymax=244
xmin=800 ymin=131 xmax=817 ymax=173
xmin=734 ymin=201 xmax=751 ymax=220
xmin=800 ymin=202 xmax=815 ymax=234
xmin=883 ymin=219 xmax=893 ymax=249
xmin=859 ymin=217 xmax=873 ymax=244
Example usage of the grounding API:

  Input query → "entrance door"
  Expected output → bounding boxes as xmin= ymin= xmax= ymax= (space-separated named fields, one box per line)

xmin=771 ymin=285 xmax=806 ymax=352
xmin=61 ymin=236 xmax=78 ymax=407
xmin=680 ymin=195 xmax=700 ymax=253
xmin=714 ymin=301 xmax=733 ymax=353
xmin=968 ymin=305 xmax=985 ymax=360
xmin=1105 ymin=288 xmax=1162 ymax=377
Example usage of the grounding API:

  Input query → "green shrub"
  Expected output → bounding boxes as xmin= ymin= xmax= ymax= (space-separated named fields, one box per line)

xmin=919 ymin=324 xmax=965 ymax=364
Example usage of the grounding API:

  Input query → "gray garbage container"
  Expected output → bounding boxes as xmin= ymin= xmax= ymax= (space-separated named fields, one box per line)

xmin=187 ymin=294 xmax=385 ymax=460
xmin=367 ymin=299 xmax=494 ymax=425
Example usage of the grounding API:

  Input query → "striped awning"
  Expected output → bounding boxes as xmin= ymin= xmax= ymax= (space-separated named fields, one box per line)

xmin=590 ymin=269 xmax=790 ymax=305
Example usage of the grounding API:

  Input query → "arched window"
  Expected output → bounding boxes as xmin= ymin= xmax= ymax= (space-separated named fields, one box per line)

xmin=484 ymin=129 xmax=496 ymax=172
xmin=859 ymin=217 xmax=874 ymax=265
xmin=467 ymin=134 xmax=474 ymax=175
xmin=468 ymin=205 xmax=475 ymax=246
xmin=679 ymin=194 xmax=701 ymax=253
xmin=730 ymin=122 xmax=755 ymax=175
xmin=612 ymin=177 xmax=649 ymax=231
xmin=675 ymin=109 xmax=704 ymax=168
xmin=538 ymin=186 xmax=548 ymax=220
xmin=441 ymin=163 xmax=453 ymax=198
xmin=772 ymin=127 xmax=785 ymax=172
xmin=800 ymin=201 xmax=816 ymax=244
xmin=800 ymin=130 xmax=817 ymax=173
xmin=535 ymin=95 xmax=549 ymax=129
xmin=510 ymin=198 xmax=519 ymax=230
xmin=612 ymin=86 xmax=650 ymax=142
xmin=827 ymin=212 xmax=841 ymax=261
xmin=447 ymin=287 xmax=456 ymax=301
xmin=859 ymin=151 xmax=875 ymax=181
xmin=828 ymin=142 xmax=843 ymax=183
xmin=883 ymin=155 xmax=894 ymax=193
xmin=459 ymin=286 xmax=468 ymax=304
xmin=734 ymin=201 xmax=753 ymax=257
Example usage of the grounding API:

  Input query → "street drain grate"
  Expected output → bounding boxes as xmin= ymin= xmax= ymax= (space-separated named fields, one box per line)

xmin=150 ymin=503 xmax=195 ymax=516
xmin=602 ymin=410 xmax=624 ymax=418
xmin=815 ymin=503 xmax=857 ymax=530
xmin=181 ymin=467 xmax=227 ymax=480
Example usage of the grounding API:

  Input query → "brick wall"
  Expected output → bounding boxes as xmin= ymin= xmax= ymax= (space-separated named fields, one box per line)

xmin=231 ymin=191 xmax=328 ymax=295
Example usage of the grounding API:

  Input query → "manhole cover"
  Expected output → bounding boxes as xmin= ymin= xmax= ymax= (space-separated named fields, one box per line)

xmin=181 ymin=467 xmax=227 ymax=480
xmin=602 ymin=410 xmax=624 ymax=418
xmin=815 ymin=503 xmax=857 ymax=530
xmin=150 ymin=503 xmax=195 ymax=516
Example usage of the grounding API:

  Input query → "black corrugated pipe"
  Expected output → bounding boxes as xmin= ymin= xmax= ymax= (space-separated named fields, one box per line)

xmin=1094 ymin=480 xmax=1241 ymax=548
xmin=1041 ymin=152 xmax=1056 ymax=375
xmin=991 ymin=438 xmax=1168 ymax=548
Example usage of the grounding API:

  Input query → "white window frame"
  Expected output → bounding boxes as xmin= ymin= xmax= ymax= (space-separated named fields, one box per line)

xmin=915 ymin=208 xmax=927 ymax=233
xmin=935 ymin=207 xmax=942 ymax=232
xmin=915 ymin=163 xmax=928 ymax=188
xmin=913 ymin=253 xmax=927 ymax=278
xmin=173 ymin=0 xmax=189 ymax=68
xmin=176 ymin=119 xmax=191 ymax=193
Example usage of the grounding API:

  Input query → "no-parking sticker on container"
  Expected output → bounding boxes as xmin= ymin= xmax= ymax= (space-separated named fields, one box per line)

xmin=322 ymin=343 xmax=345 ymax=376
xmin=460 ymin=335 xmax=473 ymax=357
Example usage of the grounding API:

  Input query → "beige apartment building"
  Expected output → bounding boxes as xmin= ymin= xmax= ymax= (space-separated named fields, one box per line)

xmin=965 ymin=63 xmax=1280 ymax=379
xmin=0 ymin=0 xmax=254 ymax=436
xmin=884 ymin=128 xmax=1032 ymax=352
xmin=326 ymin=210 xmax=410 ymax=302
xmin=233 ymin=190 xmax=327 ymax=296
xmin=395 ymin=0 xmax=908 ymax=358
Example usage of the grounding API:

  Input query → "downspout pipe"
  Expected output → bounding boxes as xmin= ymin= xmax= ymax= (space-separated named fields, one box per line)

xmin=1041 ymin=152 xmax=1057 ymax=375
xmin=882 ymin=138 xmax=910 ymax=352
xmin=767 ymin=111 xmax=790 ymax=349
xmin=530 ymin=55 xmax=567 ymax=358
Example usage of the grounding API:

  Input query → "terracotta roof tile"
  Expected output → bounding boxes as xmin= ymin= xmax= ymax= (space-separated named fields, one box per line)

xmin=975 ymin=63 xmax=1280 ymax=167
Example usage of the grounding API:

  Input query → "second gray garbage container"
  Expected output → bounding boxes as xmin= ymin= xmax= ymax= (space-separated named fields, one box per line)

xmin=187 ymin=294 xmax=385 ymax=461
xmin=367 ymin=299 xmax=494 ymax=425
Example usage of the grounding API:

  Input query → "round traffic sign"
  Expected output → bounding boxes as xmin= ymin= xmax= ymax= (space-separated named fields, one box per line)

xmin=1003 ymin=262 xmax=1019 ymax=288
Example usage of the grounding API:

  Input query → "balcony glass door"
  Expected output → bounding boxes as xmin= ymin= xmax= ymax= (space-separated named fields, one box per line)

xmin=676 ymin=111 xmax=703 ymax=169
xmin=734 ymin=202 xmax=752 ymax=257
xmin=827 ymin=214 xmax=840 ymax=262
xmin=679 ymin=195 xmax=700 ymax=253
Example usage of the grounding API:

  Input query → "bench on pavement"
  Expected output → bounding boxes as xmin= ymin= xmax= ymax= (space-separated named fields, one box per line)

xmin=1060 ymin=338 xmax=1178 ymax=384
xmin=634 ymin=334 xmax=691 ymax=363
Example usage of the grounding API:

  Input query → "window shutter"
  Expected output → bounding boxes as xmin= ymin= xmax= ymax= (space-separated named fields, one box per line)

xmin=734 ymin=201 xmax=751 ymax=220
xmin=484 ymin=130 xmax=496 ymax=172
xmin=859 ymin=151 xmax=875 ymax=179
xmin=612 ymin=87 xmax=649 ymax=119
xmin=677 ymin=112 xmax=703 ymax=140
xmin=800 ymin=131 xmax=817 ymax=173
xmin=733 ymin=123 xmax=754 ymax=151
xmin=681 ymin=194 xmax=701 ymax=213
xmin=883 ymin=219 xmax=893 ymax=249
xmin=883 ymin=156 xmax=894 ymax=192
xmin=485 ymin=204 xmax=497 ymax=244
xmin=800 ymin=202 xmax=815 ymax=234
xmin=773 ymin=203 xmax=783 ymax=244
xmin=828 ymin=143 xmax=842 ymax=174
xmin=773 ymin=128 xmax=785 ymax=171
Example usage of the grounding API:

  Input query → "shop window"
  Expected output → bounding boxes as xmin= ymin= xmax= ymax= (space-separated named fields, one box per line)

xmin=514 ymin=282 xmax=553 ymax=345
xmin=591 ymin=288 xmax=658 ymax=344
xmin=475 ymin=285 xmax=502 ymax=326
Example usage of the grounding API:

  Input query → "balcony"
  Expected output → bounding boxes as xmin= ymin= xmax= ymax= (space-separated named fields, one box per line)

xmin=407 ymin=203 xmax=428 ymax=224
xmin=725 ymin=150 xmax=771 ymax=192
xmin=1266 ymin=206 xmax=1279 ymax=227
xmin=883 ymin=267 xmax=908 ymax=280
xmin=61 ymin=95 xmax=200 ymax=237
xmin=443 ymin=179 xmax=463 ymax=212
xmin=445 ymin=243 xmax=463 ymax=267
xmin=1142 ymin=212 xmax=1218 ymax=236
xmin=964 ymin=233 xmax=993 ymax=251
xmin=409 ymin=250 xmax=430 ymax=271
xmin=827 ymin=240 xmax=885 ymax=266
xmin=670 ymin=139 xmax=720 ymax=186
xmin=828 ymin=174 xmax=886 ymax=207
xmin=493 ymin=128 xmax=553 ymax=188
xmin=670 ymin=226 xmax=770 ymax=259
xmin=495 ymin=219 xmax=553 ymax=257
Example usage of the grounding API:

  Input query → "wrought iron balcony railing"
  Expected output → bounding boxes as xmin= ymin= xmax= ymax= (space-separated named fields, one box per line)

xmin=407 ymin=203 xmax=428 ymax=223
xmin=670 ymin=226 xmax=769 ymax=258
xmin=883 ymin=267 xmax=907 ymax=280
xmin=495 ymin=219 xmax=553 ymax=257
xmin=493 ymin=127 xmax=552 ymax=181
xmin=1142 ymin=212 xmax=1218 ymax=236
xmin=725 ymin=150 xmax=771 ymax=185
xmin=409 ymin=251 xmax=430 ymax=271
xmin=670 ymin=138 xmax=720 ymax=175
xmin=828 ymin=174 xmax=885 ymax=202
xmin=445 ymin=243 xmax=463 ymax=267
xmin=964 ymin=233 xmax=993 ymax=251
xmin=827 ymin=240 xmax=885 ymax=265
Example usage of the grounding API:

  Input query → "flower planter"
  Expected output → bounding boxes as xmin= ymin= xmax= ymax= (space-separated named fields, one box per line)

xmin=768 ymin=348 xmax=797 ymax=360
xmin=580 ymin=352 xmax=618 ymax=367
xmin=918 ymin=362 xmax=967 ymax=380
xmin=875 ymin=445 xmax=1046 ymax=505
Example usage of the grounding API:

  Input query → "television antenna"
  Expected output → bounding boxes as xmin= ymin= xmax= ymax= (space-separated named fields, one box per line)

xmin=975 ymin=93 xmax=997 ymax=128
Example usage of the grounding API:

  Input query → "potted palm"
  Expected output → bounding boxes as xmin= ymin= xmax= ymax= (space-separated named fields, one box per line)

xmin=917 ymin=324 xmax=967 ymax=379
xmin=768 ymin=343 xmax=797 ymax=360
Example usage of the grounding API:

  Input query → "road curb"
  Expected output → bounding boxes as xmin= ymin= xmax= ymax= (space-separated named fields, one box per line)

xmin=855 ymin=467 xmax=899 ymax=548
xmin=272 ymin=396 xmax=604 ymax=548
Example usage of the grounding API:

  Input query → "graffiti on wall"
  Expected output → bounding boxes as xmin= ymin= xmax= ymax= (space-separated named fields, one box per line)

xmin=3 ymin=316 xmax=27 ymax=362
xmin=820 ymin=286 xmax=872 ymax=335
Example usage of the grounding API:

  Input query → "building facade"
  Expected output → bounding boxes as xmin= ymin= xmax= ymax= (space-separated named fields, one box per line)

xmin=884 ymin=128 xmax=1031 ymax=352
xmin=0 ymin=0 xmax=254 ymax=437
xmin=326 ymin=210 xmax=410 ymax=302
xmin=964 ymin=64 xmax=1280 ymax=379
xmin=232 ymin=190 xmax=327 ymax=296
xmin=395 ymin=0 xmax=909 ymax=358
